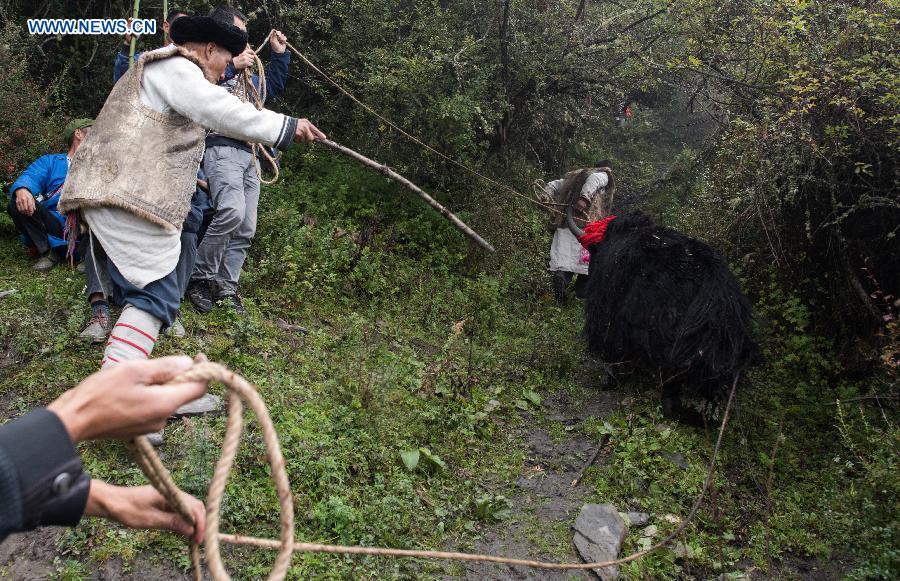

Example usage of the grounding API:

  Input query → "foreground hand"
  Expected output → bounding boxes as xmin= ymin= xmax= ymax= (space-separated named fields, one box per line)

xmin=48 ymin=356 xmax=208 ymax=443
xmin=269 ymin=30 xmax=287 ymax=54
xmin=14 ymin=188 xmax=35 ymax=216
xmin=85 ymin=481 xmax=205 ymax=543
xmin=294 ymin=118 xmax=327 ymax=144
xmin=232 ymin=46 xmax=255 ymax=70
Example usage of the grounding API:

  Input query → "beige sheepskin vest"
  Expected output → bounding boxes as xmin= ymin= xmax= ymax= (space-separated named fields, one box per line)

xmin=59 ymin=46 xmax=206 ymax=229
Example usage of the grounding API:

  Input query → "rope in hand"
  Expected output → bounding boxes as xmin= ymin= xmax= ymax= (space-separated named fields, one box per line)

xmin=128 ymin=362 xmax=739 ymax=580
xmin=235 ymin=37 xmax=281 ymax=185
xmin=248 ymin=30 xmax=564 ymax=216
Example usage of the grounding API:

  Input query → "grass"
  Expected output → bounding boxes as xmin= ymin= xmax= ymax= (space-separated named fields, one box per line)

xmin=0 ymin=149 xmax=896 ymax=579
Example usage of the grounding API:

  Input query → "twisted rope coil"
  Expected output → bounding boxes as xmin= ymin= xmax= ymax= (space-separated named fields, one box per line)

xmin=128 ymin=361 xmax=737 ymax=580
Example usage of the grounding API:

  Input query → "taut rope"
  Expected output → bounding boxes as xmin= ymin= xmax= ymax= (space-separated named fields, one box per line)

xmin=249 ymin=30 xmax=563 ymax=216
xmin=128 ymin=362 xmax=738 ymax=580
xmin=234 ymin=33 xmax=495 ymax=252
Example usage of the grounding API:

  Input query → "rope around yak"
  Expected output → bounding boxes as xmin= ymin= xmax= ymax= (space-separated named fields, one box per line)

xmin=128 ymin=361 xmax=738 ymax=580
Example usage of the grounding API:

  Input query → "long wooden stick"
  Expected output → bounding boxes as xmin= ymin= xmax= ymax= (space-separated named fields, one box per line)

xmin=128 ymin=0 xmax=141 ymax=70
xmin=315 ymin=138 xmax=495 ymax=253
xmin=571 ymin=434 xmax=610 ymax=487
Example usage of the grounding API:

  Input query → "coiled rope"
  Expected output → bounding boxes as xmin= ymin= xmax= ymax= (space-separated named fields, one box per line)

xmin=235 ymin=40 xmax=281 ymax=185
xmin=128 ymin=361 xmax=738 ymax=580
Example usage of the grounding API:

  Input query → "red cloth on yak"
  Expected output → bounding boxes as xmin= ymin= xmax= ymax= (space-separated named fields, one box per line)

xmin=578 ymin=215 xmax=617 ymax=249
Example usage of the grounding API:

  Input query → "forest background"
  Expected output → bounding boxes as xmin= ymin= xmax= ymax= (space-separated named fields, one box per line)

xmin=0 ymin=0 xmax=896 ymax=579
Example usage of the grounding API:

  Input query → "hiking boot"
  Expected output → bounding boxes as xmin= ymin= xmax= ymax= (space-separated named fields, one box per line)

xmin=173 ymin=393 xmax=223 ymax=417
xmin=79 ymin=308 xmax=112 ymax=343
xmin=217 ymin=292 xmax=247 ymax=316
xmin=165 ymin=318 xmax=186 ymax=338
xmin=33 ymin=252 xmax=61 ymax=272
xmin=187 ymin=279 xmax=216 ymax=313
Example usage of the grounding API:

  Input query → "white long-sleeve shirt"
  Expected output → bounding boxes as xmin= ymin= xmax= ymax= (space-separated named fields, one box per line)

xmin=85 ymin=50 xmax=296 ymax=288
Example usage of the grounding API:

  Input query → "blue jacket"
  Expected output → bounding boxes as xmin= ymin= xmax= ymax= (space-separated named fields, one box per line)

xmin=8 ymin=154 xmax=69 ymax=250
xmin=113 ymin=48 xmax=141 ymax=83
xmin=222 ymin=48 xmax=291 ymax=105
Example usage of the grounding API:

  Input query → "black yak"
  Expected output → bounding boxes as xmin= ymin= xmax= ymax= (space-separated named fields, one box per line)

xmin=567 ymin=209 xmax=758 ymax=422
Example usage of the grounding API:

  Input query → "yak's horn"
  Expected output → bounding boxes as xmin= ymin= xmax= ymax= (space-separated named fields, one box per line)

xmin=566 ymin=204 xmax=585 ymax=238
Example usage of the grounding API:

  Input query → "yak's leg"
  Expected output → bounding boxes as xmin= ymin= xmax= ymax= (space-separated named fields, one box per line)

xmin=661 ymin=382 xmax=705 ymax=426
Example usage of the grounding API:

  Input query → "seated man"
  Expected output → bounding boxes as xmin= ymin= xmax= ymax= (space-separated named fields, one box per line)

xmin=6 ymin=119 xmax=92 ymax=272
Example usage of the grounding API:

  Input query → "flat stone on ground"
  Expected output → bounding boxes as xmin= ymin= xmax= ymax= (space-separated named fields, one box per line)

xmin=173 ymin=393 xmax=222 ymax=417
xmin=573 ymin=503 xmax=626 ymax=580
xmin=625 ymin=511 xmax=650 ymax=526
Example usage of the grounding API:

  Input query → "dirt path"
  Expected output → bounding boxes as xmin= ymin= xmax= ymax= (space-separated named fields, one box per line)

xmin=456 ymin=378 xmax=621 ymax=580
xmin=0 ymin=528 xmax=194 ymax=580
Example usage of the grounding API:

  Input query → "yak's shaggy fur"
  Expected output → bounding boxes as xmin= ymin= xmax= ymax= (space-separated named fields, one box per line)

xmin=582 ymin=212 xmax=757 ymax=421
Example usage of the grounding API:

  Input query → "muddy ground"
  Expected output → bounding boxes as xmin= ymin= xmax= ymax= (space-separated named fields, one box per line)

xmin=0 ymin=528 xmax=195 ymax=580
xmin=454 ymin=381 xmax=622 ymax=580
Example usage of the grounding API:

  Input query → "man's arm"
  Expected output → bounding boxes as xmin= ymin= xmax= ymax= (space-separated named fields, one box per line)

xmin=262 ymin=36 xmax=290 ymax=102
xmin=157 ymin=58 xmax=309 ymax=150
xmin=113 ymin=47 xmax=130 ymax=83
xmin=8 ymin=155 xmax=54 ymax=217
xmin=114 ymin=48 xmax=142 ymax=83
xmin=579 ymin=171 xmax=609 ymax=207
xmin=9 ymin=155 xmax=52 ymax=200
xmin=113 ymin=27 xmax=142 ymax=83
xmin=1 ymin=356 xmax=209 ymax=543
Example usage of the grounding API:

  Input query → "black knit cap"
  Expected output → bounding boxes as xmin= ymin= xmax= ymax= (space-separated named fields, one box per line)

xmin=169 ymin=15 xmax=248 ymax=57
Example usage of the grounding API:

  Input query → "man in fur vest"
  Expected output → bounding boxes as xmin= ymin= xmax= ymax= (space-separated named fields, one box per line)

xmin=59 ymin=15 xmax=325 ymax=442
xmin=543 ymin=160 xmax=614 ymax=305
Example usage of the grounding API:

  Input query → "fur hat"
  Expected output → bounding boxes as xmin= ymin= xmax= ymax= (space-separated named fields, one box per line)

xmin=169 ymin=15 xmax=248 ymax=57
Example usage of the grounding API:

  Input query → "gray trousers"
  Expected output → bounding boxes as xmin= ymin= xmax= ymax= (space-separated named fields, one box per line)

xmin=191 ymin=146 xmax=260 ymax=296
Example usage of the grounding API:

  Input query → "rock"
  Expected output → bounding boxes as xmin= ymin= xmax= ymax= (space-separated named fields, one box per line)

xmin=275 ymin=318 xmax=309 ymax=335
xmin=664 ymin=452 xmax=689 ymax=470
xmin=663 ymin=513 xmax=682 ymax=524
xmin=173 ymin=393 xmax=222 ymax=417
xmin=572 ymin=504 xmax=626 ymax=580
xmin=0 ymin=289 xmax=16 ymax=299
xmin=642 ymin=524 xmax=658 ymax=537
xmin=672 ymin=541 xmax=694 ymax=559
xmin=624 ymin=512 xmax=650 ymax=526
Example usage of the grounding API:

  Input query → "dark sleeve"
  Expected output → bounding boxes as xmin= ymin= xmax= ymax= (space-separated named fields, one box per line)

xmin=113 ymin=48 xmax=140 ymax=83
xmin=274 ymin=117 xmax=298 ymax=152
xmin=0 ymin=409 xmax=89 ymax=542
xmin=262 ymin=50 xmax=291 ymax=102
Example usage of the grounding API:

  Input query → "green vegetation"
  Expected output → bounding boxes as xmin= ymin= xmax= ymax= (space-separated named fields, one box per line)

xmin=1 ymin=0 xmax=897 ymax=578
